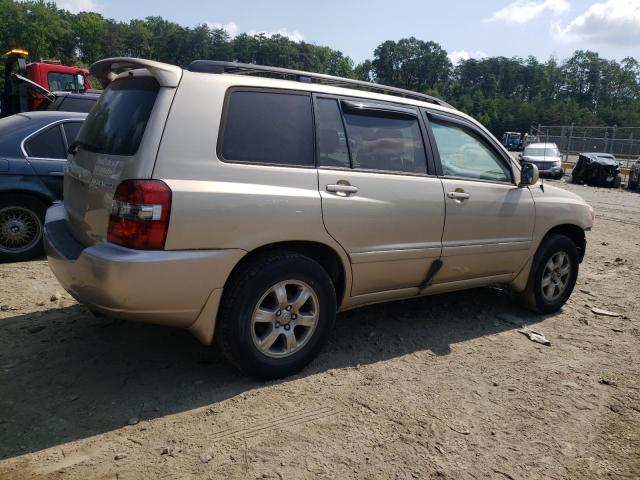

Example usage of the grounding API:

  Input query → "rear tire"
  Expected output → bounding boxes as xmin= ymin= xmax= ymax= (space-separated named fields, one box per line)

xmin=0 ymin=194 xmax=47 ymax=263
xmin=518 ymin=234 xmax=579 ymax=314
xmin=570 ymin=174 xmax=580 ymax=184
xmin=216 ymin=251 xmax=336 ymax=379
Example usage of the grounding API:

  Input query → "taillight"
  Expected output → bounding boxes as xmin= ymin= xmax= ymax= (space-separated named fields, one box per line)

xmin=108 ymin=180 xmax=171 ymax=249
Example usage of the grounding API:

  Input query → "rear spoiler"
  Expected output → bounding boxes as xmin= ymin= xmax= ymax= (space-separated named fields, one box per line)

xmin=90 ymin=57 xmax=182 ymax=88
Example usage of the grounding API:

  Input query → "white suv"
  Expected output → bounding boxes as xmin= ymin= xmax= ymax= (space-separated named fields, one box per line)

xmin=44 ymin=58 xmax=595 ymax=378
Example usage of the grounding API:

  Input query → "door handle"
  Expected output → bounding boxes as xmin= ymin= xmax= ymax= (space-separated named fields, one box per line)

xmin=326 ymin=183 xmax=359 ymax=196
xmin=447 ymin=191 xmax=470 ymax=201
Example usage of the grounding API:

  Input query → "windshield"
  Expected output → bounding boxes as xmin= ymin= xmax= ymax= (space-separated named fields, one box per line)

xmin=75 ymin=76 xmax=159 ymax=156
xmin=48 ymin=72 xmax=76 ymax=91
xmin=525 ymin=147 xmax=559 ymax=157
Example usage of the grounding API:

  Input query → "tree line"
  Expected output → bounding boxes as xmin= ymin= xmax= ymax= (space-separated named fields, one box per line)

xmin=2 ymin=0 xmax=639 ymax=135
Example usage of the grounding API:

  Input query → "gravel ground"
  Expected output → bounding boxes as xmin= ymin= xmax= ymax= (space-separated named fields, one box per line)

xmin=0 ymin=180 xmax=638 ymax=479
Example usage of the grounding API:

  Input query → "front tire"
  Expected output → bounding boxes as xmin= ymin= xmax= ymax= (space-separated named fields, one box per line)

xmin=518 ymin=234 xmax=579 ymax=314
xmin=0 ymin=195 xmax=47 ymax=263
xmin=216 ymin=251 xmax=336 ymax=379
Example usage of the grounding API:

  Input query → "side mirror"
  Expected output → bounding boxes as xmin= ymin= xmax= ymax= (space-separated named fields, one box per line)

xmin=519 ymin=162 xmax=539 ymax=187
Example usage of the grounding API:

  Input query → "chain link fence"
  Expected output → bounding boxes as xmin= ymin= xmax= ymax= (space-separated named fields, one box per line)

xmin=528 ymin=125 xmax=640 ymax=169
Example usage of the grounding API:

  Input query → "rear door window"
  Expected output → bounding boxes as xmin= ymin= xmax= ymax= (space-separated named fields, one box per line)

xmin=25 ymin=124 xmax=66 ymax=159
xmin=220 ymin=90 xmax=314 ymax=167
xmin=342 ymin=108 xmax=427 ymax=174
xmin=76 ymin=77 xmax=159 ymax=156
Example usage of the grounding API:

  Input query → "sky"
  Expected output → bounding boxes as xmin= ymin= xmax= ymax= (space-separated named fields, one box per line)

xmin=55 ymin=0 xmax=640 ymax=64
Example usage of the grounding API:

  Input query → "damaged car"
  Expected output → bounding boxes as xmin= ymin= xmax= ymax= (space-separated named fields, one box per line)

xmin=570 ymin=152 xmax=622 ymax=188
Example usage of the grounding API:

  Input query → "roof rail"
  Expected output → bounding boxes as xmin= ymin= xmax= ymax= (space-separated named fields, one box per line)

xmin=187 ymin=60 xmax=454 ymax=109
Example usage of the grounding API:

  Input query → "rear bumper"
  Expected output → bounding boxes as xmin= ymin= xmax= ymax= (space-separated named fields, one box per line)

xmin=44 ymin=203 xmax=245 ymax=331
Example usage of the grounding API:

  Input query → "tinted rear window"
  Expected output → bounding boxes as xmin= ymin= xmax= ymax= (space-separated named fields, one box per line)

xmin=76 ymin=77 xmax=159 ymax=156
xmin=60 ymin=97 xmax=96 ymax=113
xmin=220 ymin=90 xmax=314 ymax=166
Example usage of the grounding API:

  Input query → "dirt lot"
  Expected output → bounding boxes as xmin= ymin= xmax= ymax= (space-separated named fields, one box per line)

xmin=0 ymin=180 xmax=639 ymax=480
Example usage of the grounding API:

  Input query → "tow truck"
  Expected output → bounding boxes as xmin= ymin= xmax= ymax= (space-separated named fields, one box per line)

xmin=1 ymin=48 xmax=94 ymax=117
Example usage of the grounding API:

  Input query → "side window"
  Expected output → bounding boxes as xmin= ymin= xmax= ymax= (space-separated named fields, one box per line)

xmin=342 ymin=109 xmax=426 ymax=174
xmin=63 ymin=122 xmax=83 ymax=146
xmin=430 ymin=120 xmax=512 ymax=182
xmin=25 ymin=125 xmax=66 ymax=159
xmin=60 ymin=97 xmax=96 ymax=113
xmin=316 ymin=98 xmax=350 ymax=168
xmin=221 ymin=90 xmax=314 ymax=167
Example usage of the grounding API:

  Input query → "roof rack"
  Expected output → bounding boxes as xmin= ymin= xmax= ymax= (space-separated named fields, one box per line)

xmin=187 ymin=60 xmax=454 ymax=109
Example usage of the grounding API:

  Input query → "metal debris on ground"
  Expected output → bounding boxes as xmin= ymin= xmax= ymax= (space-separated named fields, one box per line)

xmin=591 ymin=308 xmax=622 ymax=317
xmin=518 ymin=328 xmax=551 ymax=346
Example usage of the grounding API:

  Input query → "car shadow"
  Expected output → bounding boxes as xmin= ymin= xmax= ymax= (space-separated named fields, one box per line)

xmin=0 ymin=287 xmax=548 ymax=459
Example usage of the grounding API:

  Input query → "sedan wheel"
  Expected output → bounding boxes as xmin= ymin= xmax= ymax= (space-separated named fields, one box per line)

xmin=0 ymin=206 xmax=42 ymax=255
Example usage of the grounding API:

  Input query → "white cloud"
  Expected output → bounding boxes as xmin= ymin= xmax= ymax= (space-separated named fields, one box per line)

xmin=448 ymin=49 xmax=488 ymax=65
xmin=553 ymin=0 xmax=640 ymax=44
xmin=247 ymin=28 xmax=305 ymax=42
xmin=56 ymin=0 xmax=103 ymax=13
xmin=488 ymin=0 xmax=569 ymax=24
xmin=206 ymin=21 xmax=239 ymax=37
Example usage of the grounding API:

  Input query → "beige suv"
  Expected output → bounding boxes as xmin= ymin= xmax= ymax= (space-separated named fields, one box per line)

xmin=44 ymin=58 xmax=595 ymax=378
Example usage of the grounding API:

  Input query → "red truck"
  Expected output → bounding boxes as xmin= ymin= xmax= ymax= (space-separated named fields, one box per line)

xmin=1 ymin=48 xmax=93 ymax=117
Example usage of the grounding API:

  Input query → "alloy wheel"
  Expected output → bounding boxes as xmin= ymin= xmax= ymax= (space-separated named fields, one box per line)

xmin=541 ymin=251 xmax=571 ymax=302
xmin=0 ymin=206 xmax=42 ymax=254
xmin=251 ymin=280 xmax=319 ymax=358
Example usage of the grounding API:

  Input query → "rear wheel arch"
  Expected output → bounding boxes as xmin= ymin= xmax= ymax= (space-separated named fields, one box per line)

xmin=0 ymin=189 xmax=55 ymax=207
xmin=222 ymin=240 xmax=349 ymax=309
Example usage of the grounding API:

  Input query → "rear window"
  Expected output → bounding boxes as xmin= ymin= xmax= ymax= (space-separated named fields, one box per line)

xmin=76 ymin=77 xmax=159 ymax=156
xmin=59 ymin=97 xmax=96 ymax=113
xmin=220 ymin=90 xmax=314 ymax=167
xmin=63 ymin=122 xmax=83 ymax=145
